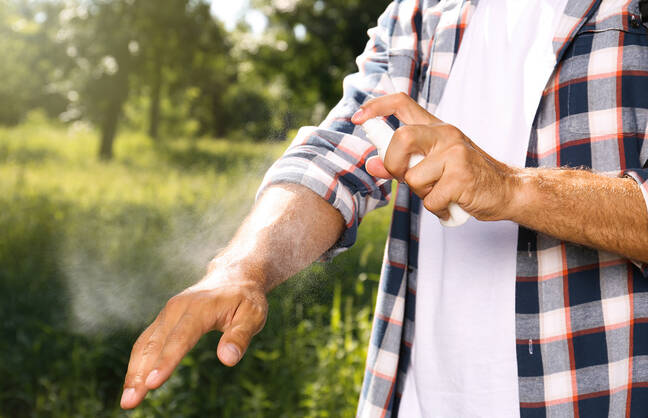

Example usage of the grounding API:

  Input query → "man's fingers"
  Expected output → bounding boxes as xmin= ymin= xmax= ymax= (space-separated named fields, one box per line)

xmin=383 ymin=125 xmax=437 ymax=180
xmin=121 ymin=310 xmax=177 ymax=409
xmin=351 ymin=92 xmax=441 ymax=125
xmin=121 ymin=325 xmax=161 ymax=408
xmin=217 ymin=299 xmax=267 ymax=367
xmin=144 ymin=311 xmax=205 ymax=390
xmin=366 ymin=155 xmax=393 ymax=179
xmin=120 ymin=286 xmax=269 ymax=410
xmin=403 ymin=155 xmax=443 ymax=198
xmin=422 ymin=176 xmax=461 ymax=221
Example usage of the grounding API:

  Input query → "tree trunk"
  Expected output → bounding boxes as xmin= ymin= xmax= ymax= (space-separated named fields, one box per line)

xmin=212 ymin=89 xmax=227 ymax=138
xmin=148 ymin=57 xmax=162 ymax=140
xmin=98 ymin=100 xmax=121 ymax=161
xmin=96 ymin=42 xmax=130 ymax=160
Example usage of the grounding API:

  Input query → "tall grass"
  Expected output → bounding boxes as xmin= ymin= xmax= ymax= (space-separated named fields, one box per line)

xmin=0 ymin=118 xmax=392 ymax=417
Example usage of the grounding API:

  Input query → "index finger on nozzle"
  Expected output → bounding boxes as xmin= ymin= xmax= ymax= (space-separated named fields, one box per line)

xmin=351 ymin=95 xmax=393 ymax=125
xmin=354 ymin=94 xmax=407 ymax=126
xmin=352 ymin=93 xmax=442 ymax=126
xmin=351 ymin=107 xmax=370 ymax=125
xmin=351 ymin=97 xmax=391 ymax=125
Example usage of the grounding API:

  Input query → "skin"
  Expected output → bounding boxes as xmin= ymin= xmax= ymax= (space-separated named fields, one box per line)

xmin=121 ymin=92 xmax=648 ymax=409
xmin=120 ymin=184 xmax=345 ymax=409
xmin=354 ymin=93 xmax=648 ymax=262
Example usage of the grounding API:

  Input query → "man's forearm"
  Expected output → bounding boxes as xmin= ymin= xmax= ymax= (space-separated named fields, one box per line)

xmin=508 ymin=168 xmax=648 ymax=263
xmin=353 ymin=93 xmax=648 ymax=265
xmin=121 ymin=183 xmax=344 ymax=409
xmin=208 ymin=183 xmax=345 ymax=292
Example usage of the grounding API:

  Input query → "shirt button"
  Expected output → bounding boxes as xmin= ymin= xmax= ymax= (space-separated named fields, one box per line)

xmin=630 ymin=14 xmax=640 ymax=27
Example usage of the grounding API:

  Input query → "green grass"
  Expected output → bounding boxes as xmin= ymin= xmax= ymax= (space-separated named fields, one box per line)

xmin=0 ymin=120 xmax=393 ymax=417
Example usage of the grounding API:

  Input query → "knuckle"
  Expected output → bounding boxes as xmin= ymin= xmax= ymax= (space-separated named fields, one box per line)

xmin=251 ymin=305 xmax=268 ymax=327
xmin=182 ymin=311 xmax=207 ymax=335
xmin=382 ymin=158 xmax=398 ymax=177
xmin=242 ymin=299 xmax=268 ymax=326
xmin=143 ymin=339 xmax=160 ymax=356
xmin=423 ymin=188 xmax=448 ymax=212
xmin=403 ymin=169 xmax=415 ymax=186
xmin=396 ymin=92 xmax=410 ymax=104
xmin=131 ymin=370 xmax=146 ymax=386
xmin=123 ymin=373 xmax=135 ymax=388
xmin=441 ymin=123 xmax=462 ymax=140
xmin=447 ymin=143 xmax=469 ymax=161
xmin=236 ymin=323 xmax=259 ymax=342
xmin=404 ymin=169 xmax=422 ymax=190
xmin=165 ymin=333 xmax=192 ymax=354
xmin=422 ymin=198 xmax=438 ymax=213
xmin=165 ymin=295 xmax=183 ymax=311
xmin=132 ymin=336 xmax=146 ymax=353
xmin=393 ymin=126 xmax=415 ymax=147
xmin=455 ymin=167 xmax=473 ymax=186
xmin=131 ymin=327 xmax=155 ymax=355
xmin=446 ymin=173 xmax=464 ymax=189
xmin=180 ymin=337 xmax=194 ymax=354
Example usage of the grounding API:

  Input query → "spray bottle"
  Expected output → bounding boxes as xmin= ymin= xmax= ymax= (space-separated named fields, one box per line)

xmin=361 ymin=117 xmax=471 ymax=227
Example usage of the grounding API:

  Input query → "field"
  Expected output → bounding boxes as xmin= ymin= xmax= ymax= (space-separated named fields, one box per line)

xmin=0 ymin=118 xmax=393 ymax=417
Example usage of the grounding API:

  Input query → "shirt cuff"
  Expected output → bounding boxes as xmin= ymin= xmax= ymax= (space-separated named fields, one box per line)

xmin=621 ymin=168 xmax=648 ymax=276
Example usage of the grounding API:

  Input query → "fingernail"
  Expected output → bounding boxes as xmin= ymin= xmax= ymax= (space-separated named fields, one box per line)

xmin=221 ymin=343 xmax=241 ymax=364
xmin=145 ymin=369 xmax=159 ymax=387
xmin=351 ymin=109 xmax=364 ymax=122
xmin=121 ymin=388 xmax=136 ymax=407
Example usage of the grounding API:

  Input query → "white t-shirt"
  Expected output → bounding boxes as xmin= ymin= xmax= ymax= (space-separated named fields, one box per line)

xmin=398 ymin=0 xmax=568 ymax=417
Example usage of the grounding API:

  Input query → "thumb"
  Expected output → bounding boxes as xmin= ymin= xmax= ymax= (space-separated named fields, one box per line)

xmin=366 ymin=155 xmax=393 ymax=179
xmin=217 ymin=300 xmax=266 ymax=367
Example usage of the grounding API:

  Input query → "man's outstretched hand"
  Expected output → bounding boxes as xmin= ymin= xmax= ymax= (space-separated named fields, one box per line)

xmin=120 ymin=267 xmax=268 ymax=409
xmin=119 ymin=184 xmax=345 ymax=410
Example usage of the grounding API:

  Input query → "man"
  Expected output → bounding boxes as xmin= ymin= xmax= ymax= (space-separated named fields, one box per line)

xmin=121 ymin=0 xmax=648 ymax=416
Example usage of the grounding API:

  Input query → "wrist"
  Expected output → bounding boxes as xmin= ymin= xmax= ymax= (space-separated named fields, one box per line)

xmin=202 ymin=254 xmax=270 ymax=294
xmin=501 ymin=167 xmax=535 ymax=222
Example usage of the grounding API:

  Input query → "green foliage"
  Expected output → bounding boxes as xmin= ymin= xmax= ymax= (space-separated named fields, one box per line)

xmin=0 ymin=121 xmax=392 ymax=417
xmin=0 ymin=0 xmax=396 ymax=413
xmin=0 ymin=1 xmax=68 ymax=125
xmin=223 ymin=83 xmax=274 ymax=140
xmin=2 ymin=0 xmax=235 ymax=158
xmin=251 ymin=0 xmax=390 ymax=120
xmin=0 ymin=0 xmax=390 ymax=157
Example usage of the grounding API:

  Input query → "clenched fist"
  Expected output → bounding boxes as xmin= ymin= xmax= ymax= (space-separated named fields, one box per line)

xmin=352 ymin=92 xmax=521 ymax=222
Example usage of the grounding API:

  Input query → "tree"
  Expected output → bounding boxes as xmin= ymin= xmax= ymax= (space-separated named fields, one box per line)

xmin=50 ymin=0 xmax=136 ymax=159
xmin=250 ymin=0 xmax=389 ymax=129
xmin=130 ymin=0 xmax=230 ymax=140
xmin=52 ymin=0 xmax=232 ymax=158
xmin=0 ymin=1 xmax=68 ymax=125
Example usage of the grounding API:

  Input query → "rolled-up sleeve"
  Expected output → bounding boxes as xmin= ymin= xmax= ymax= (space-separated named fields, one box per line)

xmin=622 ymin=168 xmax=648 ymax=276
xmin=257 ymin=1 xmax=421 ymax=259
xmin=624 ymin=169 xmax=648 ymax=210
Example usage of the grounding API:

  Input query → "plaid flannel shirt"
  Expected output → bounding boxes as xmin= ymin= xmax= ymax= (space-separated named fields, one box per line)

xmin=258 ymin=0 xmax=648 ymax=416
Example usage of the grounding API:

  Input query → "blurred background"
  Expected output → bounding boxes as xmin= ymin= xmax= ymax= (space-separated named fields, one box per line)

xmin=0 ymin=0 xmax=394 ymax=416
